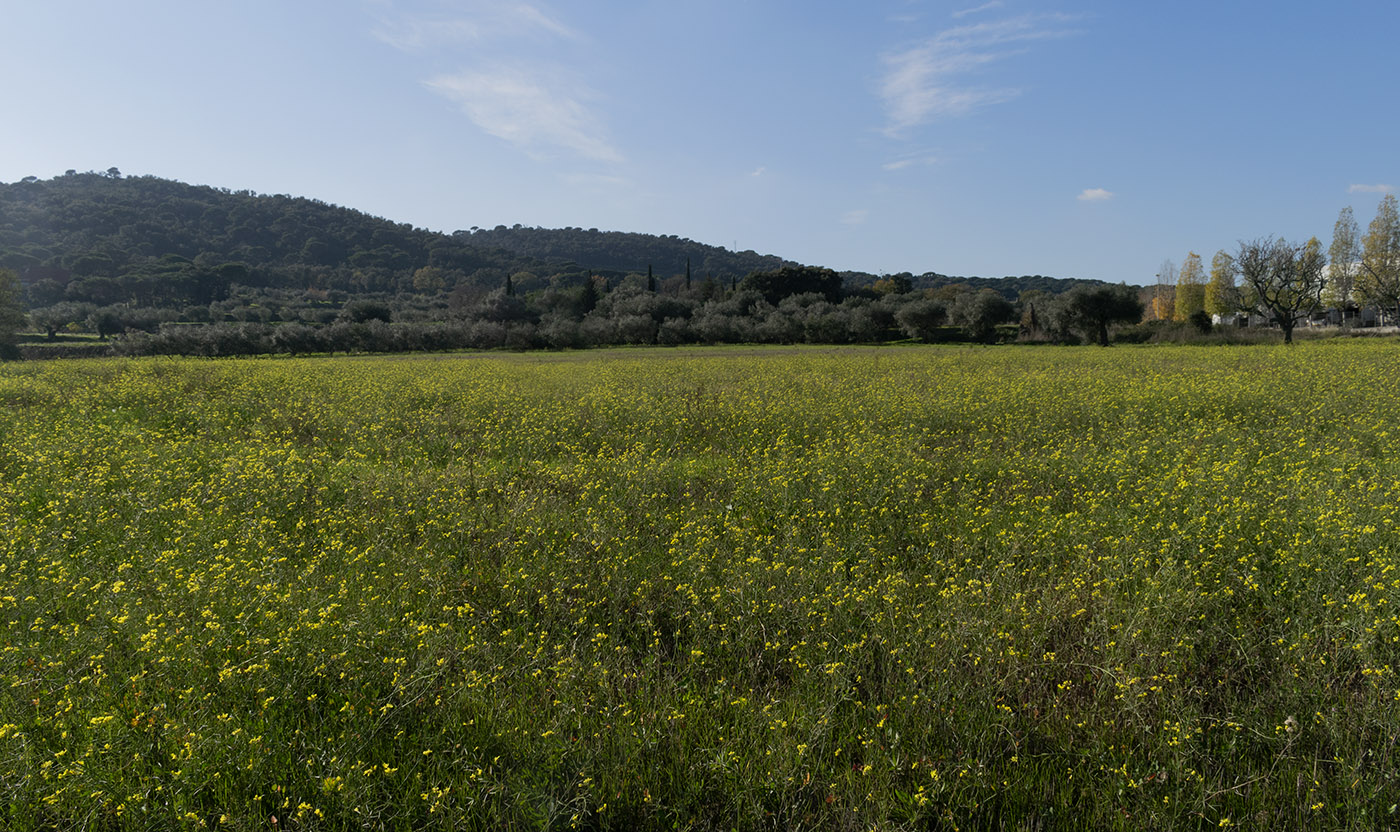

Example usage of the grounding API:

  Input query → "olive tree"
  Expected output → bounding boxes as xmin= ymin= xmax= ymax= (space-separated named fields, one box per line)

xmin=1060 ymin=283 xmax=1143 ymax=346
xmin=948 ymin=289 xmax=1014 ymax=342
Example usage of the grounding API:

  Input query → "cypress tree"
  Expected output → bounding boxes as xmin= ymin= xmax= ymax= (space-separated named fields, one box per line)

xmin=581 ymin=271 xmax=598 ymax=314
xmin=0 ymin=268 xmax=24 ymax=361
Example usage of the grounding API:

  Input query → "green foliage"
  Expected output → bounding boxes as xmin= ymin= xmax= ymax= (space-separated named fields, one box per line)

xmin=1325 ymin=206 xmax=1360 ymax=315
xmin=0 ymin=267 xmax=24 ymax=344
xmin=1204 ymin=250 xmax=1238 ymax=319
xmin=893 ymin=297 xmax=948 ymax=341
xmin=0 ymin=173 xmax=549 ymax=307
xmin=1060 ymin=282 xmax=1145 ymax=346
xmin=844 ymin=271 xmax=1104 ymax=298
xmin=1174 ymin=252 xmax=1206 ymax=321
xmin=948 ymin=288 xmax=1015 ymax=341
xmin=1357 ymin=194 xmax=1400 ymax=320
xmin=87 ymin=307 xmax=124 ymax=340
xmin=459 ymin=225 xmax=790 ymax=283
xmin=0 ymin=174 xmax=1120 ymax=356
xmin=339 ymin=299 xmax=393 ymax=324
xmin=871 ymin=274 xmax=913 ymax=295
xmin=740 ymin=265 xmax=842 ymax=305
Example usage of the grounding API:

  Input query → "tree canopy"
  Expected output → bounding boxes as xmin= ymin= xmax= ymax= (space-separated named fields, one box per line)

xmin=1060 ymin=283 xmax=1144 ymax=346
xmin=740 ymin=266 xmax=842 ymax=305
xmin=457 ymin=226 xmax=789 ymax=283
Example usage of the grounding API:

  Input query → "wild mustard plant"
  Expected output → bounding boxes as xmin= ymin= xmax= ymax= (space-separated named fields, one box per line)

xmin=1 ymin=344 xmax=1398 ymax=829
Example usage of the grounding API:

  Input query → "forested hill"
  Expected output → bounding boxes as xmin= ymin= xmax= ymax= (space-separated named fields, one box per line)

xmin=0 ymin=172 xmax=556 ymax=306
xmin=456 ymin=226 xmax=792 ymax=280
xmin=0 ymin=173 xmax=797 ymax=309
xmin=0 ymin=172 xmax=1089 ymax=313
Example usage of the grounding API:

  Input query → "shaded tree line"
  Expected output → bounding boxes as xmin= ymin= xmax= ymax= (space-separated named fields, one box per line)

xmin=100 ymin=270 xmax=1142 ymax=358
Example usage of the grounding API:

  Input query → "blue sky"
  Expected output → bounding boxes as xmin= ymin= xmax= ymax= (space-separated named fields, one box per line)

xmin=3 ymin=1 xmax=1396 ymax=283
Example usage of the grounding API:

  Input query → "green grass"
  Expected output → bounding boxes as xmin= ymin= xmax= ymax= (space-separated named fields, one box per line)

xmin=2 ymin=343 xmax=1400 ymax=830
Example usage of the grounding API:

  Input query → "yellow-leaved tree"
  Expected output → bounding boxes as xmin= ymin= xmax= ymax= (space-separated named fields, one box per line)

xmin=1324 ymin=206 xmax=1360 ymax=322
xmin=1357 ymin=195 xmax=1400 ymax=324
xmin=1204 ymin=250 xmax=1237 ymax=320
xmin=1174 ymin=252 xmax=1206 ymax=321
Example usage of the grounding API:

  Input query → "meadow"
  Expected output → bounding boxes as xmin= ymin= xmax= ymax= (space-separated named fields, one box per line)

xmin=2 ymin=343 xmax=1399 ymax=830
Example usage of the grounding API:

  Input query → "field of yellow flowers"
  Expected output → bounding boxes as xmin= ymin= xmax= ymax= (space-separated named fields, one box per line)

xmin=3 ymin=343 xmax=1400 ymax=830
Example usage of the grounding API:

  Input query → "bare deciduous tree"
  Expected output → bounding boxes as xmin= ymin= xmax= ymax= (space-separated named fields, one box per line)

xmin=1236 ymin=237 xmax=1327 ymax=344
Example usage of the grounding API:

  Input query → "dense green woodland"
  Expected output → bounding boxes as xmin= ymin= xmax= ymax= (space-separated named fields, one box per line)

xmin=0 ymin=171 xmax=553 ymax=301
xmin=0 ymin=172 xmax=1123 ymax=357
xmin=456 ymin=226 xmax=791 ymax=280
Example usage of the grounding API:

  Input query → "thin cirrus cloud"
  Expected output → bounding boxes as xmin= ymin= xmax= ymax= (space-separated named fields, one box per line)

xmin=425 ymin=68 xmax=622 ymax=163
xmin=878 ymin=12 xmax=1079 ymax=138
xmin=1349 ymin=183 xmax=1395 ymax=194
xmin=952 ymin=1 xmax=1005 ymax=19
xmin=882 ymin=151 xmax=940 ymax=171
xmin=1077 ymin=188 xmax=1113 ymax=202
xmin=376 ymin=1 xmax=617 ymax=162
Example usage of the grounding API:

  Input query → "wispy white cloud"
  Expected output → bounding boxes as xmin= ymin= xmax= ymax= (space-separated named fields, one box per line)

xmin=882 ymin=151 xmax=940 ymax=171
xmin=1349 ymin=183 xmax=1395 ymax=194
xmin=878 ymin=13 xmax=1079 ymax=136
xmin=1077 ymin=187 xmax=1113 ymax=202
xmin=840 ymin=209 xmax=870 ymax=225
xmin=750 ymin=166 xmax=767 ymax=177
xmin=425 ymin=66 xmax=621 ymax=162
xmin=509 ymin=4 xmax=576 ymax=40
xmin=376 ymin=1 xmax=617 ymax=163
xmin=373 ymin=1 xmax=577 ymax=51
xmin=952 ymin=1 xmax=1005 ymax=19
